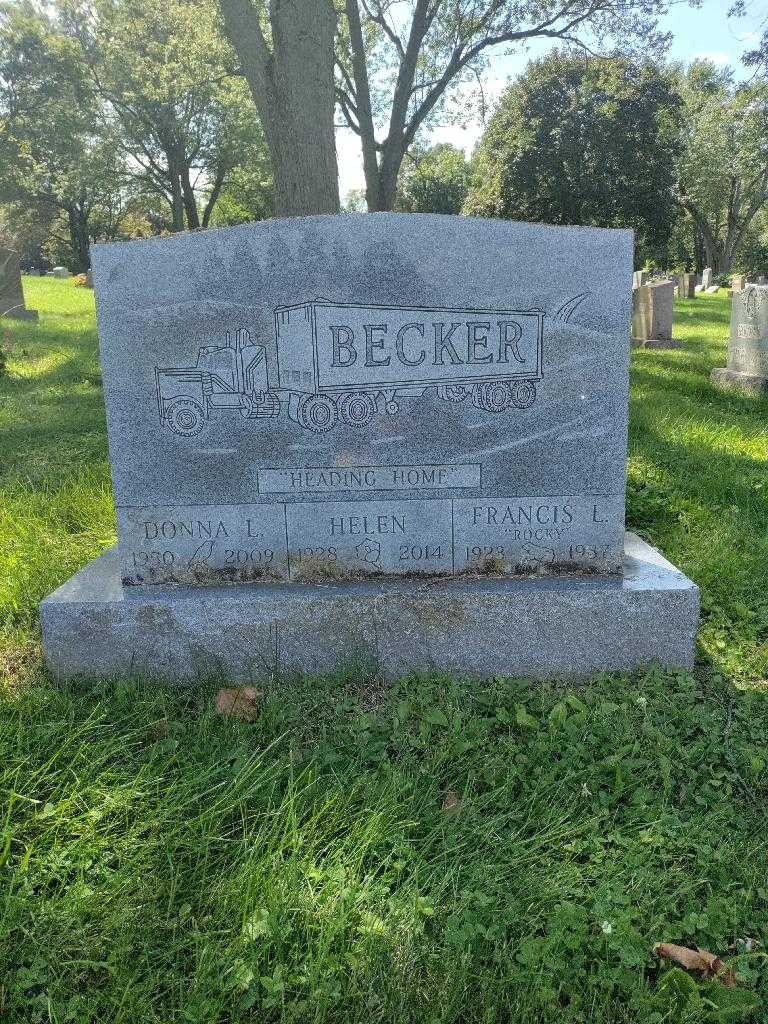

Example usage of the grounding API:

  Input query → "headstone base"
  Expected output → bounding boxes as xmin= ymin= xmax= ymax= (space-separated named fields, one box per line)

xmin=40 ymin=533 xmax=699 ymax=682
xmin=2 ymin=307 xmax=38 ymax=321
xmin=710 ymin=367 xmax=768 ymax=395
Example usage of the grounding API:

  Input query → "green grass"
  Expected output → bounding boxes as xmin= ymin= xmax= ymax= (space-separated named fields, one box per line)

xmin=0 ymin=279 xmax=767 ymax=1023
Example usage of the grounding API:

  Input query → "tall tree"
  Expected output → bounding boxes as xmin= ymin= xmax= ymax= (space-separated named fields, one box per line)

xmin=674 ymin=61 xmax=768 ymax=274
xmin=396 ymin=143 xmax=470 ymax=213
xmin=337 ymin=0 xmax=675 ymax=212
xmin=217 ymin=0 xmax=340 ymax=216
xmin=463 ymin=52 xmax=682 ymax=260
xmin=62 ymin=0 xmax=267 ymax=231
xmin=0 ymin=0 xmax=127 ymax=269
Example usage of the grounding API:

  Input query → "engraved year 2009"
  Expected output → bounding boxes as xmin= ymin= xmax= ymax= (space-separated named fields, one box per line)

xmin=224 ymin=547 xmax=275 ymax=565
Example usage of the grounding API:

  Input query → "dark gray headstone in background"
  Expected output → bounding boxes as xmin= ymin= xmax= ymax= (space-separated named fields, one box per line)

xmin=712 ymin=284 xmax=768 ymax=394
xmin=677 ymin=272 xmax=695 ymax=299
xmin=632 ymin=280 xmax=676 ymax=347
xmin=0 ymin=248 xmax=38 ymax=321
xmin=91 ymin=214 xmax=633 ymax=585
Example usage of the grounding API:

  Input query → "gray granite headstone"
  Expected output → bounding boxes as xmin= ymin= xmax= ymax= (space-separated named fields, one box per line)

xmin=701 ymin=267 xmax=713 ymax=288
xmin=91 ymin=215 xmax=632 ymax=585
xmin=711 ymin=284 xmax=768 ymax=394
xmin=52 ymin=266 xmax=70 ymax=278
xmin=677 ymin=273 xmax=695 ymax=299
xmin=0 ymin=248 xmax=38 ymax=321
xmin=40 ymin=214 xmax=699 ymax=682
xmin=632 ymin=280 xmax=676 ymax=347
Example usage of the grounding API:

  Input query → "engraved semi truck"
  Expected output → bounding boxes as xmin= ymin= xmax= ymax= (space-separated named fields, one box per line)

xmin=155 ymin=299 xmax=544 ymax=435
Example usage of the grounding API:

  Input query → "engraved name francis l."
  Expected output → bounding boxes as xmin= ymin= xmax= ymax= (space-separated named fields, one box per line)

xmin=153 ymin=298 xmax=551 ymax=437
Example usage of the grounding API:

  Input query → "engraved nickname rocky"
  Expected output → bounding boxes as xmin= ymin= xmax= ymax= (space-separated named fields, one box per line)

xmin=91 ymin=214 xmax=632 ymax=585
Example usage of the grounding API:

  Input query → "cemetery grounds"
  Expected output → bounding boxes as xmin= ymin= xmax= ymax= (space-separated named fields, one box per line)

xmin=0 ymin=276 xmax=767 ymax=1023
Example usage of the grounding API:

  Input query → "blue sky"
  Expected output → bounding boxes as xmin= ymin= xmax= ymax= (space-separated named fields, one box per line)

xmin=336 ymin=0 xmax=764 ymax=199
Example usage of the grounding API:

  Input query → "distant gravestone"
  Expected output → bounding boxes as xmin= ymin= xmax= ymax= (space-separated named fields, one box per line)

xmin=52 ymin=266 xmax=70 ymax=278
xmin=731 ymin=274 xmax=746 ymax=292
xmin=0 ymin=248 xmax=38 ymax=321
xmin=40 ymin=214 xmax=698 ymax=681
xmin=632 ymin=280 xmax=676 ymax=347
xmin=677 ymin=273 xmax=695 ymax=299
xmin=758 ymin=275 xmax=767 ymax=285
xmin=711 ymin=284 xmax=768 ymax=394
xmin=632 ymin=270 xmax=649 ymax=289
xmin=701 ymin=267 xmax=713 ymax=288
xmin=85 ymin=268 xmax=94 ymax=288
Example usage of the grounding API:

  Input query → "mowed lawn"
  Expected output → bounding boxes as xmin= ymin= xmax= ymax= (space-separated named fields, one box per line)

xmin=0 ymin=278 xmax=766 ymax=1023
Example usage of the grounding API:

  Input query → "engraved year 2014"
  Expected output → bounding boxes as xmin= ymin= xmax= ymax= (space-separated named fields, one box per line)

xmin=399 ymin=543 xmax=443 ymax=561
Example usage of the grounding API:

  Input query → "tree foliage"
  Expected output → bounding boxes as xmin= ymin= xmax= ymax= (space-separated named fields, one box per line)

xmin=396 ymin=143 xmax=470 ymax=213
xmin=464 ymin=52 xmax=682 ymax=258
xmin=0 ymin=0 xmax=125 ymax=269
xmin=674 ymin=61 xmax=768 ymax=273
xmin=60 ymin=0 xmax=267 ymax=231
xmin=337 ymin=0 xmax=676 ymax=212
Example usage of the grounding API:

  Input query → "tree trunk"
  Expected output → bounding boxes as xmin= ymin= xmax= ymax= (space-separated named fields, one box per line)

xmin=374 ymin=139 xmax=405 ymax=211
xmin=202 ymin=167 xmax=227 ymax=227
xmin=344 ymin=0 xmax=380 ymax=211
xmin=180 ymin=165 xmax=200 ymax=229
xmin=218 ymin=0 xmax=340 ymax=216
xmin=169 ymin=166 xmax=185 ymax=231
xmin=67 ymin=206 xmax=91 ymax=272
xmin=693 ymin=227 xmax=704 ymax=275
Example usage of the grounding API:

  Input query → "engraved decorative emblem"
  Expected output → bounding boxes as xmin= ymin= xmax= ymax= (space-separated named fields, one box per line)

xmin=154 ymin=298 xmax=547 ymax=436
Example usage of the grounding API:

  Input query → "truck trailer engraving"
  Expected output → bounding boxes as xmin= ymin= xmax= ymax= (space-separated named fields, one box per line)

xmin=155 ymin=299 xmax=545 ymax=436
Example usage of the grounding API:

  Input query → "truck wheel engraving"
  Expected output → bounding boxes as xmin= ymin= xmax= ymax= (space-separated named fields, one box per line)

xmin=166 ymin=398 xmax=206 ymax=436
xmin=339 ymin=392 xmax=376 ymax=427
xmin=297 ymin=394 xmax=338 ymax=432
xmin=472 ymin=381 xmax=512 ymax=413
xmin=437 ymin=384 xmax=468 ymax=402
xmin=510 ymin=380 xmax=537 ymax=409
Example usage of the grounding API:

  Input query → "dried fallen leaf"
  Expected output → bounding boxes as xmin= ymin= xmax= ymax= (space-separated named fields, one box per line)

xmin=147 ymin=717 xmax=168 ymax=741
xmin=442 ymin=788 xmax=460 ymax=812
xmin=654 ymin=943 xmax=737 ymax=987
xmin=215 ymin=687 xmax=260 ymax=722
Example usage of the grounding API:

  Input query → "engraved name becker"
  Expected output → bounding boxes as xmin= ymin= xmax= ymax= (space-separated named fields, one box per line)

xmin=154 ymin=299 xmax=545 ymax=436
